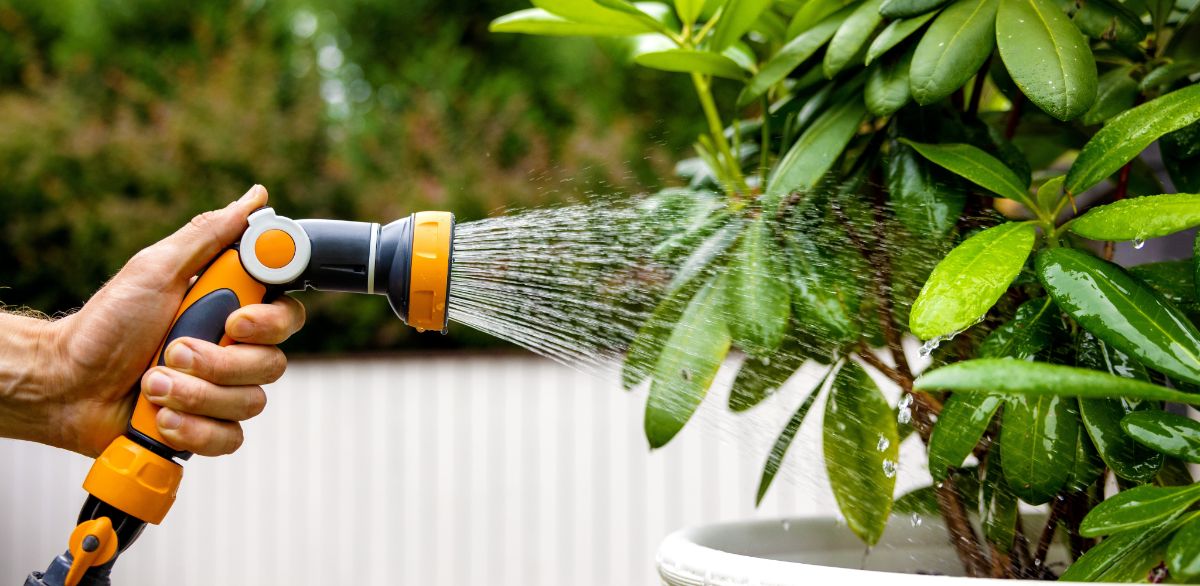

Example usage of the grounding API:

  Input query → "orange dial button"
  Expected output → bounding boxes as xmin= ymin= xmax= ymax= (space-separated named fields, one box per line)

xmin=255 ymin=229 xmax=296 ymax=269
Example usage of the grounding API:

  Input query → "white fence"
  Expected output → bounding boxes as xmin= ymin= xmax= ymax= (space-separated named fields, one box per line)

xmin=1 ymin=352 xmax=928 ymax=585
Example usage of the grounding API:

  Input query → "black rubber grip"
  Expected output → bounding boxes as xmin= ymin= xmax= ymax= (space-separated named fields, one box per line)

xmin=155 ymin=289 xmax=241 ymax=367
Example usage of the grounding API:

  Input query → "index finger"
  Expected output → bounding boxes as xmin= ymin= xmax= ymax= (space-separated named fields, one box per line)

xmin=225 ymin=295 xmax=306 ymax=345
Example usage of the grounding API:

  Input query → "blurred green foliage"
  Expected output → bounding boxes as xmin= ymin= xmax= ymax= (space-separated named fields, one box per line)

xmin=0 ymin=0 xmax=702 ymax=353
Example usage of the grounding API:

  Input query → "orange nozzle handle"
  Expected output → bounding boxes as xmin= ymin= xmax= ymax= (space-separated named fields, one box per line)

xmin=127 ymin=248 xmax=268 ymax=451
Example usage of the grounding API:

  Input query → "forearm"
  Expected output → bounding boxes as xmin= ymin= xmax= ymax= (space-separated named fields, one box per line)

xmin=0 ymin=312 xmax=56 ymax=444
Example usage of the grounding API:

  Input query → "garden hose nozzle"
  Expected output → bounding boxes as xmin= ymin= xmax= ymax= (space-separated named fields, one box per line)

xmin=27 ymin=208 xmax=455 ymax=586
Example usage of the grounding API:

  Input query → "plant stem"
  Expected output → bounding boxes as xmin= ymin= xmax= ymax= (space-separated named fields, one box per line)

xmin=1003 ymin=92 xmax=1023 ymax=141
xmin=692 ymin=72 xmax=750 ymax=197
xmin=967 ymin=56 xmax=991 ymax=117
xmin=1103 ymin=160 xmax=1134 ymax=260
xmin=1034 ymin=497 xmax=1067 ymax=576
xmin=937 ymin=475 xmax=989 ymax=577
xmin=760 ymin=95 xmax=771 ymax=183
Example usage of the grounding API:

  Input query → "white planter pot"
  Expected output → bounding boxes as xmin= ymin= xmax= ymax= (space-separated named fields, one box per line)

xmin=657 ymin=516 xmax=1087 ymax=585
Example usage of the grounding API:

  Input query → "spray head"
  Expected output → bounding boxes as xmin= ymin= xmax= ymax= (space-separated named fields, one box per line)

xmin=242 ymin=208 xmax=455 ymax=333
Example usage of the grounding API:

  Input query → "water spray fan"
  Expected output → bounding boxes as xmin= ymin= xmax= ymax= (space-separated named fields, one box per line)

xmin=27 ymin=208 xmax=455 ymax=586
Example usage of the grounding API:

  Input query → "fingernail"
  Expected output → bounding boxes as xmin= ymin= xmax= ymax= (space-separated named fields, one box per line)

xmin=165 ymin=342 xmax=194 ymax=370
xmin=228 ymin=317 xmax=255 ymax=339
xmin=147 ymin=372 xmax=173 ymax=398
xmin=159 ymin=408 xmax=183 ymax=430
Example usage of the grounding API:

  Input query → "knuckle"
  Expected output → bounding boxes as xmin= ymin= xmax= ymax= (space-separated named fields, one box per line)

xmin=225 ymin=426 xmax=245 ymax=455
xmin=264 ymin=349 xmax=288 ymax=382
xmin=174 ymin=378 xmax=207 ymax=411
xmin=188 ymin=210 xmax=220 ymax=234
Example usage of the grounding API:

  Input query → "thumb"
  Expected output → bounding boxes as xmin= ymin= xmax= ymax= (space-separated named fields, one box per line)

xmin=154 ymin=185 xmax=269 ymax=280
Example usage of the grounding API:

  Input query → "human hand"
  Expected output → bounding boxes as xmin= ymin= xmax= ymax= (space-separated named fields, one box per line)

xmin=21 ymin=185 xmax=305 ymax=457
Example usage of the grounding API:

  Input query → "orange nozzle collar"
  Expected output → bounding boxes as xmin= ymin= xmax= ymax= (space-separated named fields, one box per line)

xmin=406 ymin=211 xmax=454 ymax=332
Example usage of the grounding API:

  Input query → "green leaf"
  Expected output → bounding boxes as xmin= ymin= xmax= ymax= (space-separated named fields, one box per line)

xmin=1067 ymin=84 xmax=1200 ymax=195
xmin=1081 ymin=66 xmax=1139 ymax=126
xmin=645 ymin=275 xmax=732 ymax=448
xmin=676 ymin=0 xmax=704 ymax=25
xmin=757 ymin=365 xmax=831 ymax=504
xmin=787 ymin=0 xmax=858 ymax=39
xmin=727 ymin=217 xmax=791 ymax=356
xmin=1141 ymin=60 xmax=1200 ymax=92
xmin=910 ymin=0 xmax=999 ymax=105
xmin=1034 ymin=175 xmax=1065 ymax=213
xmin=823 ymin=361 xmax=898 ymax=545
xmin=1080 ymin=484 xmax=1200 ymax=537
xmin=1128 ymin=260 xmax=1200 ymax=320
xmin=766 ymin=93 xmax=867 ymax=201
xmin=1066 ymin=420 xmax=1106 ymax=492
xmin=899 ymin=140 xmax=1034 ymax=208
xmin=1061 ymin=511 xmax=1190 ymax=582
xmin=866 ymin=11 xmax=938 ymax=65
xmin=1068 ymin=193 xmax=1200 ymax=242
xmin=895 ymin=468 xmax=981 ymax=515
xmin=882 ymin=0 xmax=953 ymax=18
xmin=977 ymin=296 xmax=1056 ymax=359
xmin=532 ymin=0 xmax=659 ymax=25
xmin=908 ymin=222 xmax=1037 ymax=341
xmin=635 ymin=48 xmax=746 ymax=79
xmin=1122 ymin=410 xmax=1200 ymax=464
xmin=886 ymin=139 xmax=966 ymax=236
xmin=788 ymin=231 xmax=865 ymax=346
xmin=739 ymin=7 xmax=854 ymax=106
xmin=666 ymin=215 xmax=743 ymax=293
xmin=866 ymin=47 xmax=914 ymax=116
xmin=1168 ymin=517 xmax=1200 ymax=581
xmin=996 ymin=0 xmax=1098 ymax=120
xmin=1077 ymin=332 xmax=1164 ymax=482
xmin=980 ymin=450 xmax=1020 ymax=551
xmin=711 ymin=0 xmax=774 ymax=50
xmin=623 ymin=279 xmax=704 ymax=389
xmin=1063 ymin=0 xmax=1147 ymax=48
xmin=824 ymin=0 xmax=886 ymax=76
xmin=729 ymin=333 xmax=812 ymax=411
xmin=1037 ymin=248 xmax=1200 ymax=386
xmin=928 ymin=393 xmax=1003 ymax=480
xmin=1000 ymin=394 xmax=1077 ymax=504
xmin=490 ymin=8 xmax=654 ymax=36
xmin=914 ymin=359 xmax=1200 ymax=406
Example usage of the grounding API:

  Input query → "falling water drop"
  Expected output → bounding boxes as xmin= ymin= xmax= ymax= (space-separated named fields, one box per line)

xmin=1133 ymin=238 xmax=1146 ymax=250
xmin=911 ymin=513 xmax=923 ymax=527
xmin=897 ymin=393 xmax=913 ymax=425
xmin=876 ymin=434 xmax=890 ymax=452
xmin=781 ymin=519 xmax=791 ymax=531
xmin=882 ymin=459 xmax=897 ymax=478
xmin=919 ymin=337 xmax=942 ymax=357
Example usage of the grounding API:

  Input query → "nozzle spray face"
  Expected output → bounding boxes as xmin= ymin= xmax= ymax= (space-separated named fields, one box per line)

xmin=380 ymin=211 xmax=455 ymax=333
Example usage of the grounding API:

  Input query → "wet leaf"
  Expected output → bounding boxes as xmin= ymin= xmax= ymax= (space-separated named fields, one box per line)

xmin=1122 ymin=410 xmax=1200 ymax=464
xmin=788 ymin=230 xmax=865 ymax=345
xmin=739 ymin=7 xmax=853 ymax=106
xmin=1061 ymin=512 xmax=1188 ymax=582
xmin=1063 ymin=0 xmax=1147 ymax=48
xmin=1037 ymin=248 xmax=1200 ymax=386
xmin=728 ymin=217 xmax=791 ymax=356
xmin=996 ymin=0 xmax=1097 ymax=121
xmin=981 ymin=450 xmax=1020 ymax=551
xmin=896 ymin=467 xmax=981 ymax=515
xmin=909 ymin=222 xmax=1037 ymax=340
xmin=910 ymin=0 xmax=998 ymax=105
xmin=711 ymin=0 xmax=774 ymax=50
xmin=635 ymin=48 xmax=747 ymax=79
xmin=886 ymin=140 xmax=966 ymax=236
xmin=881 ymin=0 xmax=952 ymax=18
xmin=1035 ymin=175 xmax=1065 ymax=212
xmin=866 ymin=47 xmax=914 ymax=116
xmin=866 ymin=11 xmax=937 ymax=65
xmin=645 ymin=275 xmax=732 ymax=448
xmin=729 ymin=333 xmax=812 ymax=411
xmin=624 ymin=281 xmax=704 ymax=389
xmin=490 ymin=8 xmax=656 ymax=36
xmin=1077 ymin=332 xmax=1163 ymax=482
xmin=757 ymin=365 xmax=832 ymax=504
xmin=977 ymin=296 xmax=1056 ymax=359
xmin=1128 ymin=260 xmax=1200 ymax=321
xmin=1066 ymin=421 xmax=1105 ymax=492
xmin=1000 ymin=394 xmax=1077 ymax=504
xmin=824 ymin=0 xmax=886 ymax=77
xmin=767 ymin=91 xmax=867 ymax=202
xmin=1168 ymin=517 xmax=1200 ymax=581
xmin=1068 ymin=193 xmax=1200 ymax=242
xmin=1080 ymin=484 xmax=1200 ymax=537
xmin=900 ymin=140 xmax=1034 ymax=208
xmin=666 ymin=216 xmax=743 ymax=293
xmin=915 ymin=359 xmax=1200 ymax=406
xmin=1066 ymin=84 xmax=1200 ymax=195
xmin=1081 ymin=66 xmax=1139 ymax=126
xmin=1141 ymin=60 xmax=1200 ymax=92
xmin=928 ymin=393 xmax=1003 ymax=481
xmin=823 ymin=361 xmax=898 ymax=545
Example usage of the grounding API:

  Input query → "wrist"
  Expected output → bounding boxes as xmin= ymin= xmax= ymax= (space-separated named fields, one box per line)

xmin=0 ymin=312 xmax=59 ymax=444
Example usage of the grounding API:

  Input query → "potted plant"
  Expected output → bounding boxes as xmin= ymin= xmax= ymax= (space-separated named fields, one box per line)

xmin=491 ymin=0 xmax=1200 ymax=581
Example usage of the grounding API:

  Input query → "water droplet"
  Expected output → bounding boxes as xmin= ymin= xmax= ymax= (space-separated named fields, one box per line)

xmin=910 ymin=513 xmax=923 ymax=527
xmin=882 ymin=459 xmax=897 ymax=478
xmin=1133 ymin=238 xmax=1146 ymax=250
xmin=898 ymin=393 xmax=913 ymax=409
xmin=897 ymin=393 xmax=913 ymax=425
xmin=876 ymin=434 xmax=891 ymax=451
xmin=760 ymin=356 xmax=771 ymax=366
xmin=781 ymin=519 xmax=791 ymax=531
xmin=919 ymin=337 xmax=942 ymax=357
